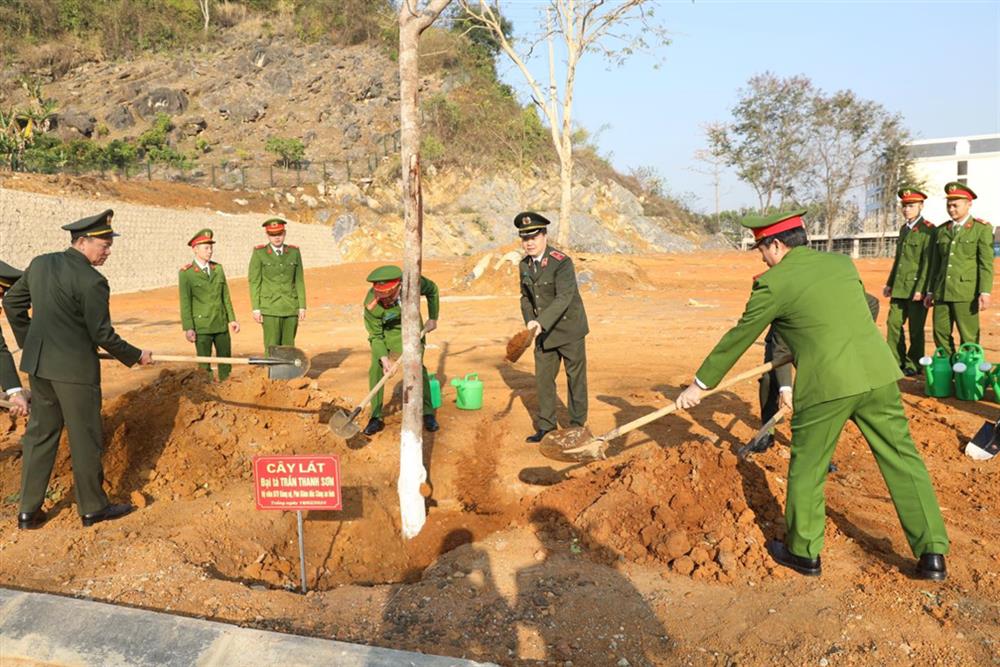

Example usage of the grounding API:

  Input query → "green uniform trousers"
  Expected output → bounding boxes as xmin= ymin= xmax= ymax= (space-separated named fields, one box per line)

xmin=195 ymin=331 xmax=232 ymax=381
xmin=932 ymin=300 xmax=979 ymax=354
xmin=886 ymin=298 xmax=928 ymax=372
xmin=19 ymin=376 xmax=108 ymax=516
xmin=785 ymin=380 xmax=949 ymax=559
xmin=368 ymin=345 xmax=434 ymax=419
xmin=262 ymin=315 xmax=298 ymax=351
xmin=534 ymin=337 xmax=587 ymax=431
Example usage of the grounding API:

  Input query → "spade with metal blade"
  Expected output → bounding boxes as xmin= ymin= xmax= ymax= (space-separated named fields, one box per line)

xmin=539 ymin=357 xmax=792 ymax=463
xmin=965 ymin=419 xmax=998 ymax=460
xmin=737 ymin=405 xmax=788 ymax=460
xmin=328 ymin=326 xmax=430 ymax=439
xmin=97 ymin=345 xmax=309 ymax=380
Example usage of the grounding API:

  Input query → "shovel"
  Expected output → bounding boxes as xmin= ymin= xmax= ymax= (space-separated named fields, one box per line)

xmin=737 ymin=405 xmax=789 ymax=460
xmin=97 ymin=345 xmax=309 ymax=380
xmin=965 ymin=419 xmax=998 ymax=460
xmin=328 ymin=326 xmax=430 ymax=439
xmin=539 ymin=356 xmax=793 ymax=463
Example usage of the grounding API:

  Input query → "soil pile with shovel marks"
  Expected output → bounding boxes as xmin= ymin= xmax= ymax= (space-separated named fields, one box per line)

xmin=530 ymin=441 xmax=790 ymax=583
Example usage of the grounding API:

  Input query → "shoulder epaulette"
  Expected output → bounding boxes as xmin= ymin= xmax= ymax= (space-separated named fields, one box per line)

xmin=922 ymin=219 xmax=935 ymax=229
xmin=286 ymin=244 xmax=299 ymax=249
xmin=255 ymin=244 xmax=267 ymax=249
xmin=180 ymin=263 xmax=193 ymax=271
xmin=209 ymin=260 xmax=219 ymax=266
xmin=975 ymin=217 xmax=991 ymax=226
xmin=549 ymin=250 xmax=566 ymax=261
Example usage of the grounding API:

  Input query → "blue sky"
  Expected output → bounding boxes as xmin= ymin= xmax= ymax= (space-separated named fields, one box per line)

xmin=495 ymin=0 xmax=1000 ymax=212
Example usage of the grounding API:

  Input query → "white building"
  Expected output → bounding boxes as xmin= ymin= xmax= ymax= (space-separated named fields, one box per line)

xmin=866 ymin=133 xmax=1000 ymax=230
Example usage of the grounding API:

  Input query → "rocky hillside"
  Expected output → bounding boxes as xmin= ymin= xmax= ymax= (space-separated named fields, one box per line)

xmin=1 ymin=16 xmax=719 ymax=255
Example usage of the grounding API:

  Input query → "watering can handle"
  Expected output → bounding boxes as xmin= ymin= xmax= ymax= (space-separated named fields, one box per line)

xmin=465 ymin=373 xmax=479 ymax=381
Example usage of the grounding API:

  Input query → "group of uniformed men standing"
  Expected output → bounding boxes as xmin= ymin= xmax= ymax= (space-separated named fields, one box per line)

xmin=0 ymin=186 xmax=992 ymax=585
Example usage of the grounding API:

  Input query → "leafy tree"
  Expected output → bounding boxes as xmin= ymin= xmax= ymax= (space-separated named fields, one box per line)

xmin=264 ymin=136 xmax=305 ymax=167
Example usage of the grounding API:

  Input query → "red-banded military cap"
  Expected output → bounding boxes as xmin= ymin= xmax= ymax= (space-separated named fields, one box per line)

xmin=897 ymin=187 xmax=927 ymax=203
xmin=188 ymin=228 xmax=215 ymax=247
xmin=367 ymin=265 xmax=403 ymax=295
xmin=944 ymin=181 xmax=977 ymax=201
xmin=262 ymin=218 xmax=287 ymax=234
xmin=0 ymin=261 xmax=22 ymax=289
xmin=741 ymin=208 xmax=807 ymax=248
xmin=62 ymin=209 xmax=117 ymax=240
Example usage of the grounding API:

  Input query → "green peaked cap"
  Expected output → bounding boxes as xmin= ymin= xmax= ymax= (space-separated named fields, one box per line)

xmin=62 ymin=209 xmax=117 ymax=239
xmin=366 ymin=265 xmax=403 ymax=282
xmin=0 ymin=260 xmax=22 ymax=288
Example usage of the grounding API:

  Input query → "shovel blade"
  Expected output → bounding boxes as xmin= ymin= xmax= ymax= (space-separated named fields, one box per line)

xmin=538 ymin=427 xmax=607 ymax=462
xmin=965 ymin=420 xmax=998 ymax=460
xmin=267 ymin=346 xmax=310 ymax=380
xmin=328 ymin=409 xmax=361 ymax=439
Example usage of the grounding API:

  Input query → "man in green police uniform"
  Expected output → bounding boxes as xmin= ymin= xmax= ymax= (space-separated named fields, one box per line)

xmin=0 ymin=262 xmax=30 ymax=417
xmin=515 ymin=212 xmax=589 ymax=443
xmin=362 ymin=265 xmax=440 ymax=436
xmin=924 ymin=182 xmax=993 ymax=353
xmin=3 ymin=210 xmax=153 ymax=529
xmin=883 ymin=187 xmax=935 ymax=375
xmin=179 ymin=229 xmax=239 ymax=381
xmin=676 ymin=209 xmax=949 ymax=580
xmin=248 ymin=218 xmax=305 ymax=352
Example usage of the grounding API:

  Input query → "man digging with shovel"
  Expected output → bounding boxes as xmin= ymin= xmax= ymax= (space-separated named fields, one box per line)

xmin=361 ymin=266 xmax=440 ymax=436
xmin=675 ymin=210 xmax=950 ymax=581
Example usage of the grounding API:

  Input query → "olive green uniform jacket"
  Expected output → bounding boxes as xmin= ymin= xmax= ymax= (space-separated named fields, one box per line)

xmin=3 ymin=248 xmax=143 ymax=381
xmin=696 ymin=247 xmax=900 ymax=411
xmin=519 ymin=246 xmax=589 ymax=350
xmin=248 ymin=244 xmax=306 ymax=317
xmin=927 ymin=216 xmax=994 ymax=302
xmin=179 ymin=261 xmax=236 ymax=334
xmin=887 ymin=217 xmax=936 ymax=298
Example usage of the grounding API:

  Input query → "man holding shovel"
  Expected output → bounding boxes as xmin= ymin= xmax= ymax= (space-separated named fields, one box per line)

xmin=179 ymin=229 xmax=239 ymax=381
xmin=3 ymin=210 xmax=153 ymax=529
xmin=515 ymin=212 xmax=590 ymax=443
xmin=676 ymin=209 xmax=949 ymax=581
xmin=362 ymin=265 xmax=439 ymax=436
xmin=0 ymin=262 xmax=29 ymax=418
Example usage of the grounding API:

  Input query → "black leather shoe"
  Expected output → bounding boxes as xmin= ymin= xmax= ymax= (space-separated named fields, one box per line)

xmin=916 ymin=553 xmax=947 ymax=581
xmin=902 ymin=367 xmax=920 ymax=377
xmin=17 ymin=509 xmax=46 ymax=530
xmin=81 ymin=503 xmax=134 ymax=527
xmin=363 ymin=417 xmax=385 ymax=436
xmin=766 ymin=540 xmax=821 ymax=576
xmin=526 ymin=429 xmax=551 ymax=443
xmin=746 ymin=433 xmax=775 ymax=454
xmin=423 ymin=414 xmax=440 ymax=432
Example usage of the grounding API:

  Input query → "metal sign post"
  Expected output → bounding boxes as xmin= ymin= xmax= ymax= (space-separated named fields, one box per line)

xmin=252 ymin=455 xmax=342 ymax=595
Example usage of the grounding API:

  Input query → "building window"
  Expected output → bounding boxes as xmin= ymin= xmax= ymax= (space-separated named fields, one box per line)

xmin=957 ymin=160 xmax=968 ymax=176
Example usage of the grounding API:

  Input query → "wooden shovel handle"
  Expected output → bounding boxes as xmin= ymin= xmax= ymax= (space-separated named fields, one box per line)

xmin=151 ymin=354 xmax=255 ymax=365
xmin=352 ymin=325 xmax=431 ymax=411
xmin=0 ymin=398 xmax=12 ymax=410
xmin=598 ymin=356 xmax=793 ymax=443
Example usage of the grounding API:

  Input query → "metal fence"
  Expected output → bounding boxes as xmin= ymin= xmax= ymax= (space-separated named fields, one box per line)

xmin=741 ymin=230 xmax=900 ymax=258
xmin=7 ymin=129 xmax=403 ymax=191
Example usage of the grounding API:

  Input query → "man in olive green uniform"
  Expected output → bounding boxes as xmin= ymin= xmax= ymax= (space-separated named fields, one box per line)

xmin=3 ymin=210 xmax=153 ymax=529
xmin=362 ymin=265 xmax=440 ymax=436
xmin=179 ymin=229 xmax=239 ymax=381
xmin=248 ymin=218 xmax=305 ymax=352
xmin=884 ymin=187 xmax=935 ymax=375
xmin=677 ymin=210 xmax=948 ymax=580
xmin=515 ymin=212 xmax=589 ymax=443
xmin=924 ymin=182 xmax=993 ymax=353
xmin=0 ymin=262 xmax=30 ymax=417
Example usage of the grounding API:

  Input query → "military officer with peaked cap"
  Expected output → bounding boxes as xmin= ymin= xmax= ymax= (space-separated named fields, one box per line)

xmin=515 ymin=212 xmax=590 ymax=443
xmin=179 ymin=228 xmax=239 ymax=381
xmin=883 ymin=187 xmax=935 ymax=375
xmin=362 ymin=265 xmax=440 ymax=436
xmin=248 ymin=218 xmax=306 ymax=353
xmin=0 ymin=262 xmax=30 ymax=418
xmin=3 ymin=210 xmax=153 ymax=529
xmin=924 ymin=182 xmax=993 ymax=353
xmin=676 ymin=209 xmax=949 ymax=580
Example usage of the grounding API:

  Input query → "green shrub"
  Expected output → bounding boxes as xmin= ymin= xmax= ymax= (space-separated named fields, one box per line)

xmin=265 ymin=136 xmax=305 ymax=167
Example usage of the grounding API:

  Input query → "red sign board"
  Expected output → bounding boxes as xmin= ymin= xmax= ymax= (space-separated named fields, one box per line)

xmin=253 ymin=455 xmax=342 ymax=511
